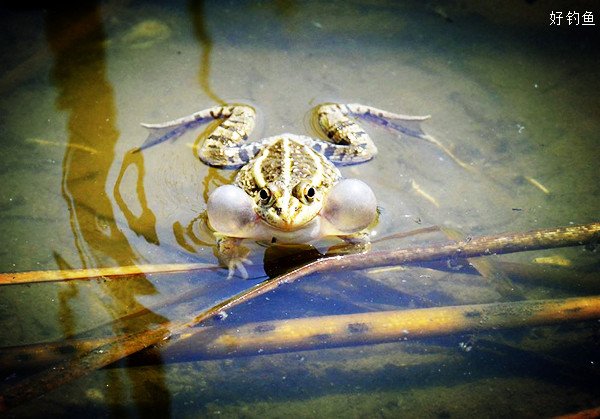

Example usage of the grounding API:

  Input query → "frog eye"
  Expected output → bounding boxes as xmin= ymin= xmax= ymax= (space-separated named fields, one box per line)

xmin=258 ymin=186 xmax=275 ymax=207
xmin=293 ymin=181 xmax=317 ymax=204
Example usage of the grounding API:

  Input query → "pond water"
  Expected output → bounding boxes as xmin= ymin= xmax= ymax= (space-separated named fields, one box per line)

xmin=0 ymin=0 xmax=598 ymax=417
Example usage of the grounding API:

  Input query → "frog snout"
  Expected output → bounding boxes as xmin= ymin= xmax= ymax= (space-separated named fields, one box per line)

xmin=276 ymin=203 xmax=301 ymax=230
xmin=271 ymin=197 xmax=317 ymax=231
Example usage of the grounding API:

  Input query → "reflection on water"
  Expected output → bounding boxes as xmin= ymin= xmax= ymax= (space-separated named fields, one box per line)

xmin=0 ymin=0 xmax=598 ymax=417
xmin=46 ymin=4 xmax=170 ymax=415
xmin=114 ymin=149 xmax=159 ymax=245
xmin=189 ymin=0 xmax=226 ymax=105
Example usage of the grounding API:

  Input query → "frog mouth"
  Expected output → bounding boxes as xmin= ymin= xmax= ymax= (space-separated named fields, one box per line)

xmin=271 ymin=219 xmax=308 ymax=232
xmin=264 ymin=214 xmax=319 ymax=233
xmin=259 ymin=217 xmax=322 ymax=244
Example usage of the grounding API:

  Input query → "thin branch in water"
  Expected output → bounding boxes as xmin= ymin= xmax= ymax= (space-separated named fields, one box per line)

xmin=0 ymin=262 xmax=216 ymax=286
xmin=163 ymin=295 xmax=600 ymax=359
xmin=3 ymin=295 xmax=600 ymax=370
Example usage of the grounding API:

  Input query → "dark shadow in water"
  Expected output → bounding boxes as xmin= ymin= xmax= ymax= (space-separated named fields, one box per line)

xmin=45 ymin=4 xmax=170 ymax=416
xmin=189 ymin=0 xmax=226 ymax=104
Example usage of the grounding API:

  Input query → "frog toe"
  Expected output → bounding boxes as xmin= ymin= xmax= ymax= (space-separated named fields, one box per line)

xmin=226 ymin=257 xmax=253 ymax=280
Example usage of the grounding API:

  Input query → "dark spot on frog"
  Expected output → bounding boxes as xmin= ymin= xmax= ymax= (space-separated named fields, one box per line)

xmin=348 ymin=322 xmax=369 ymax=333
xmin=254 ymin=323 xmax=276 ymax=333
xmin=464 ymin=310 xmax=482 ymax=318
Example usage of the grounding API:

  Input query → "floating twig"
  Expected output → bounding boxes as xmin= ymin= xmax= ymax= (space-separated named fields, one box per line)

xmin=525 ymin=175 xmax=551 ymax=194
xmin=0 ymin=262 xmax=216 ymax=286
xmin=410 ymin=179 xmax=440 ymax=207
xmin=3 ymin=295 xmax=599 ymax=369
xmin=164 ymin=295 xmax=600 ymax=359
xmin=554 ymin=406 xmax=600 ymax=419
xmin=440 ymin=226 xmax=522 ymax=299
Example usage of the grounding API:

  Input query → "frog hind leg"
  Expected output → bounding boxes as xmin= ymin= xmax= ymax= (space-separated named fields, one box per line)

xmin=197 ymin=105 xmax=261 ymax=167
xmin=344 ymin=103 xmax=473 ymax=171
xmin=315 ymin=103 xmax=428 ymax=163
xmin=314 ymin=103 xmax=379 ymax=165
xmin=139 ymin=105 xmax=257 ymax=166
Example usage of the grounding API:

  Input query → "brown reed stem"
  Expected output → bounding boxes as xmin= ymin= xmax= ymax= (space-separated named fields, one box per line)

xmin=4 ymin=295 xmax=599 ymax=370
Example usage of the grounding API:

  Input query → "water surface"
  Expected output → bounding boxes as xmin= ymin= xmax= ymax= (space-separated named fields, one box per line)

xmin=0 ymin=1 xmax=598 ymax=417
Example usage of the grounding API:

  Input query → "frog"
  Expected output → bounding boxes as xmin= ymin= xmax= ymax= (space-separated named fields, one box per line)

xmin=140 ymin=102 xmax=432 ymax=278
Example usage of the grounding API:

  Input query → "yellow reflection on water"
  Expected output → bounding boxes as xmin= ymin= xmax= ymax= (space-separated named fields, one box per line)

xmin=46 ymin=4 xmax=169 ymax=414
xmin=114 ymin=149 xmax=159 ymax=245
xmin=189 ymin=0 xmax=226 ymax=105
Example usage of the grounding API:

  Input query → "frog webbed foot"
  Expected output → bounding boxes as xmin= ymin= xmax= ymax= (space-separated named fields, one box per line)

xmin=326 ymin=231 xmax=372 ymax=257
xmin=224 ymin=255 xmax=254 ymax=280
xmin=216 ymin=236 xmax=253 ymax=279
xmin=341 ymin=231 xmax=372 ymax=252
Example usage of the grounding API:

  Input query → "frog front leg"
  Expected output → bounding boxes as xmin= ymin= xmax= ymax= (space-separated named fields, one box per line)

xmin=214 ymin=235 xmax=252 ymax=280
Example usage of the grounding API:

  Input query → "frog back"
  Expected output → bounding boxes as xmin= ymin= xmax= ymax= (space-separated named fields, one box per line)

xmin=234 ymin=135 xmax=341 ymax=197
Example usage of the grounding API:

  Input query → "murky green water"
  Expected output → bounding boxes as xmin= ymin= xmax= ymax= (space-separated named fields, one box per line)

xmin=0 ymin=1 xmax=598 ymax=417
